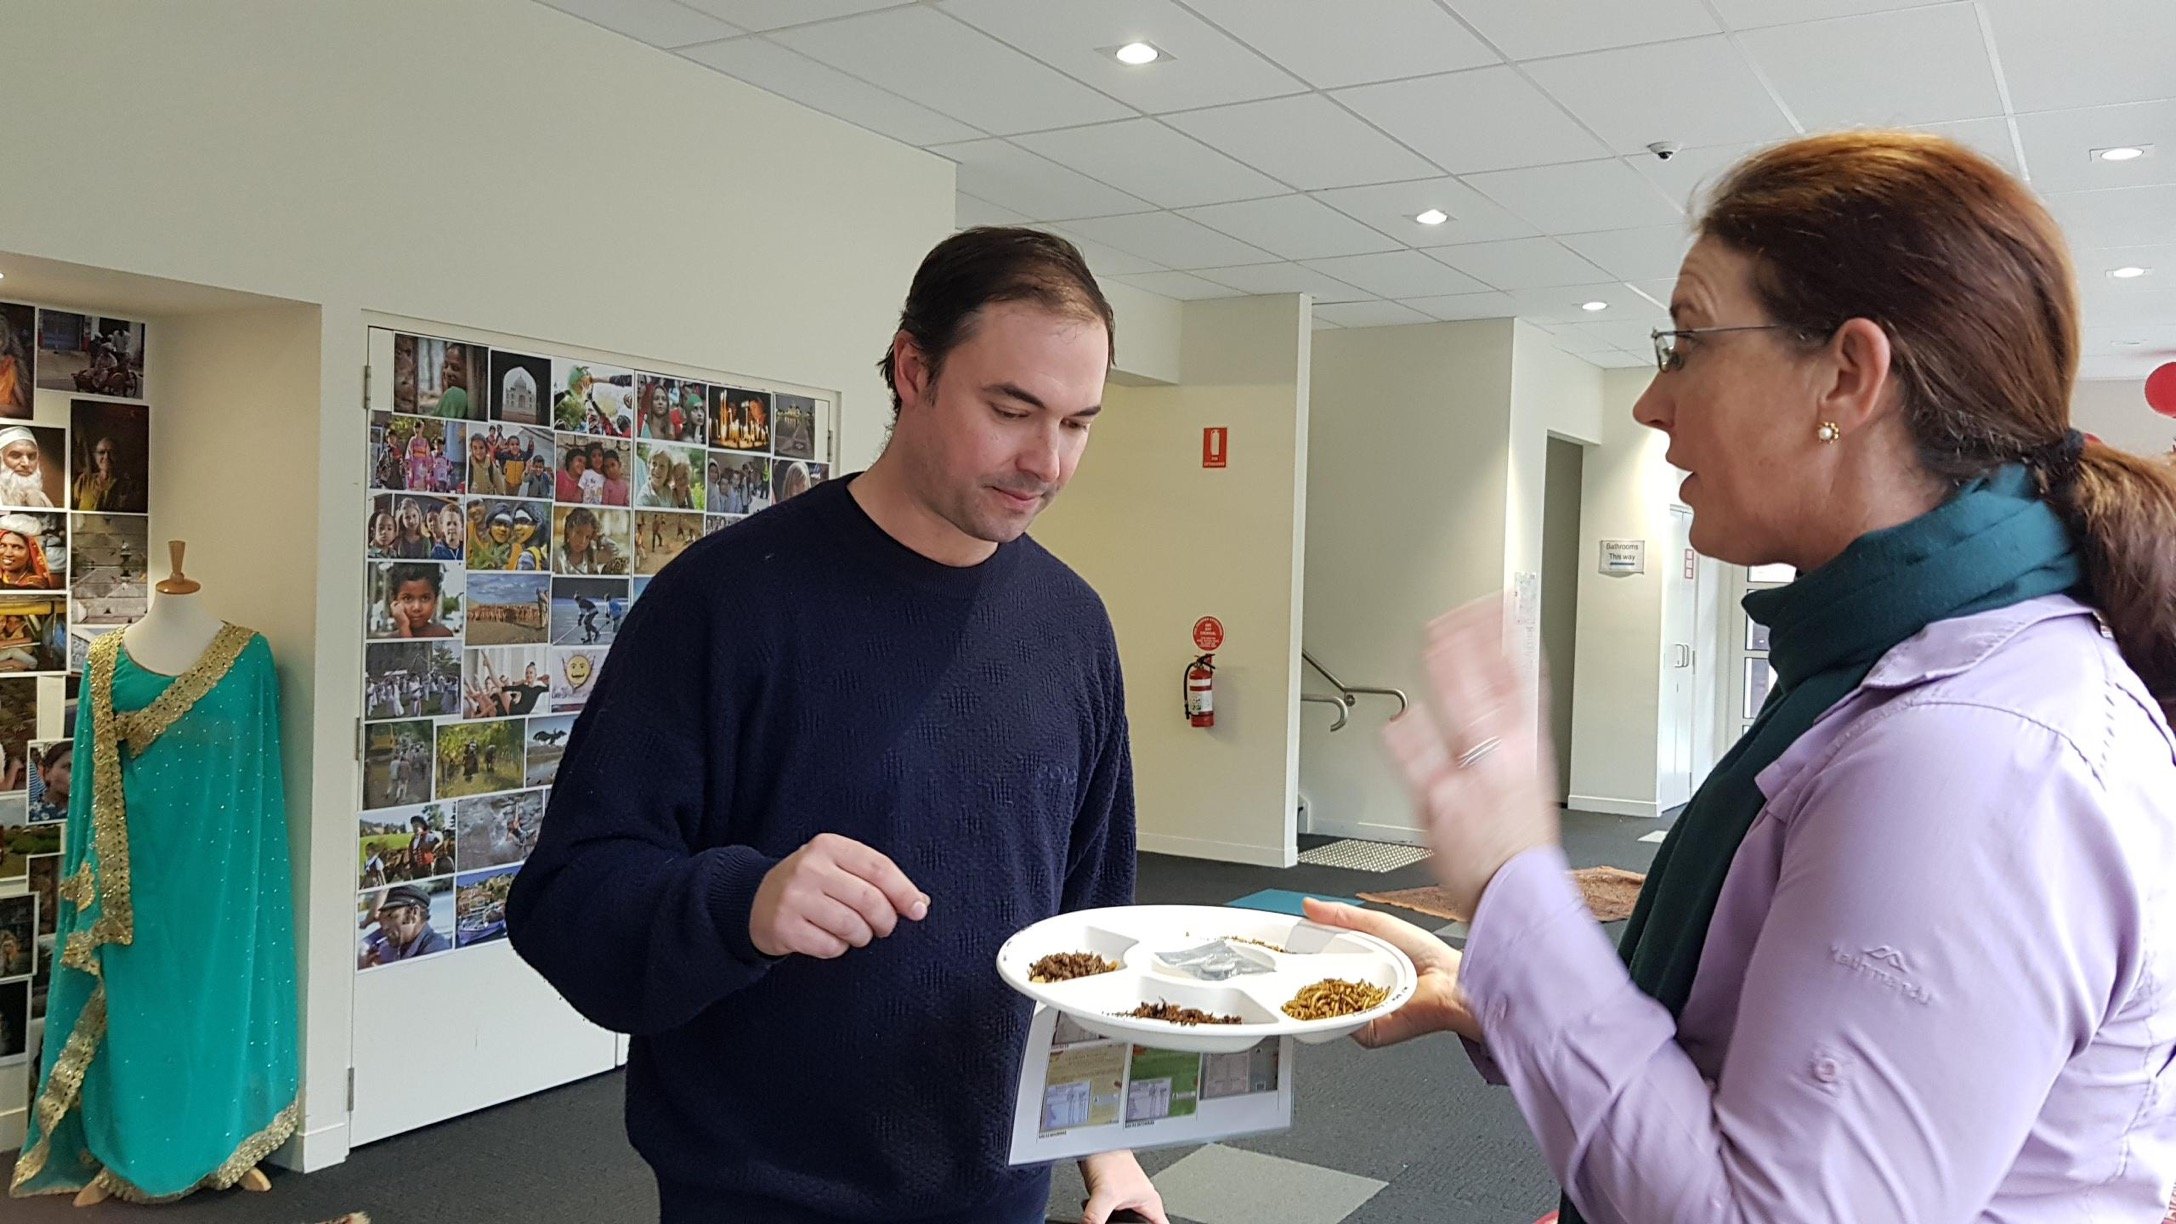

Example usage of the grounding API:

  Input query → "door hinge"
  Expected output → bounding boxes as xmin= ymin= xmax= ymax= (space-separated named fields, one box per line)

xmin=362 ymin=362 xmax=371 ymax=413
xmin=354 ymin=718 xmax=364 ymax=762
xmin=346 ymin=1067 xmax=356 ymax=1112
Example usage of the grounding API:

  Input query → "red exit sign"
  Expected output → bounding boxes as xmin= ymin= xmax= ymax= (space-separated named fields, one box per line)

xmin=1202 ymin=427 xmax=1228 ymax=468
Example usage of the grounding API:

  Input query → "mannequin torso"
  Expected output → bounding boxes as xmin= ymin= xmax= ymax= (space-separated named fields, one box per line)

xmin=122 ymin=588 xmax=225 ymax=677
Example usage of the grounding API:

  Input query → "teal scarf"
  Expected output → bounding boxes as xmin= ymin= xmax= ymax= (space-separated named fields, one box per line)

xmin=1558 ymin=466 xmax=2079 ymax=1224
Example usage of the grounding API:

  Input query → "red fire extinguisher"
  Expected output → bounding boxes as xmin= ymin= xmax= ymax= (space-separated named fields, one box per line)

xmin=1185 ymin=654 xmax=1216 ymax=727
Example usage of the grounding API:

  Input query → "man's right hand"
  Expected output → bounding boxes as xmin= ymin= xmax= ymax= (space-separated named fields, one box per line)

xmin=749 ymin=834 xmax=930 ymax=959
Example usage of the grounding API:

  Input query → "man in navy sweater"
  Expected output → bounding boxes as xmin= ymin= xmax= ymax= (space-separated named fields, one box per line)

xmin=509 ymin=228 xmax=1165 ymax=1224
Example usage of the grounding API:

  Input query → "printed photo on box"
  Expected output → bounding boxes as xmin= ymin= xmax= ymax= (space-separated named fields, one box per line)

xmin=364 ymin=641 xmax=462 ymax=720
xmin=363 ymin=719 xmax=434 ymax=811
xmin=394 ymin=334 xmax=487 ymax=420
xmin=26 ymin=740 xmax=68 ymax=824
xmin=710 ymin=452 xmax=771 ymax=516
xmin=30 ymin=930 xmax=52 ymax=1019
xmin=635 ymin=375 xmax=696 ymax=443
xmin=524 ymin=713 xmax=575 ymax=788
xmin=0 ymin=424 xmax=66 ymax=508
xmin=2 ymin=819 xmax=59 ymax=882
xmin=552 ymin=576 xmax=626 ymax=646
xmin=370 ymin=413 xmax=467 ymax=496
xmin=456 ymin=789 xmax=544 ymax=872
xmin=357 ymin=879 xmax=455 ymax=970
xmin=465 ymin=498 xmax=551 ymax=572
xmin=469 ymin=422 xmax=555 ymax=501
xmin=633 ymin=510 xmax=702 ymax=575
xmin=490 ymin=350 xmax=550 ymax=426
xmin=69 ymin=399 xmax=149 ymax=514
xmin=550 ymin=646 xmax=602 ymax=713
xmin=0 ymin=303 xmax=34 ymax=418
xmin=71 ymin=511 xmax=149 ymax=625
xmin=464 ymin=571 xmax=549 ymax=646
xmin=27 ymin=853 xmax=59 ymax=935
xmin=774 ymin=460 xmax=823 ymax=506
xmin=0 ymin=511 xmax=65 ymax=591
xmin=455 ymin=862 xmax=520 ymax=949
xmin=712 ymin=386 xmax=769 ymax=453
xmin=463 ymin=645 xmax=551 ymax=719
xmin=366 ymin=560 xmax=463 ymax=640
xmin=0 ymin=978 xmax=26 ymax=1062
xmin=435 ymin=718 xmax=525 ymax=799
xmin=773 ymin=393 xmax=817 ymax=461
xmin=368 ymin=492 xmax=461 ymax=562
xmin=357 ymin=803 xmax=457 ymax=889
xmin=679 ymin=382 xmax=710 ymax=448
xmin=40 ymin=313 xmax=145 ymax=400
xmin=0 ymin=594 xmax=66 ymax=675
xmin=553 ymin=361 xmax=635 ymax=438
xmin=704 ymin=514 xmax=740 ymax=537
xmin=553 ymin=505 xmax=631 ymax=576
xmin=634 ymin=441 xmax=703 ymax=512
xmin=0 ymin=893 xmax=33 ymax=979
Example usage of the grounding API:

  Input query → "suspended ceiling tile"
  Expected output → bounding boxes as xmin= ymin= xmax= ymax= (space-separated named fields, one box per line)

xmin=1913 ymin=117 xmax=2024 ymax=176
xmin=1557 ymin=226 xmax=1695 ymax=282
xmin=1183 ymin=0 xmax=1498 ymax=89
xmin=2015 ymin=99 xmax=2176 ymax=195
xmin=1064 ymin=210 xmax=1281 ymax=269
xmin=1311 ymin=176 xmax=1540 ymax=246
xmin=937 ymin=0 xmax=1305 ymax=114
xmin=1507 ymin=282 xmax=1665 ymax=325
xmin=929 ymin=139 xmax=1153 ymax=221
xmin=1465 ymin=159 xmax=1684 ymax=234
xmin=1625 ymin=141 xmax=1768 ymax=215
xmin=1192 ymin=261 xmax=1372 ymax=301
xmin=1110 ymin=271 xmax=1245 ymax=300
xmin=773 ymin=6 xmax=1132 ymax=135
xmin=1981 ymin=0 xmax=2176 ymax=115
xmin=681 ymin=36 xmax=983 ymax=145
xmin=1164 ymin=94 xmax=1441 ymax=190
xmin=1334 ymin=66 xmax=1611 ymax=174
xmin=1399 ymin=291 xmax=1521 ymax=321
xmin=1014 ymin=119 xmax=1287 ymax=209
xmin=2047 ymin=183 xmax=2176 ymax=251
xmin=1522 ymin=36 xmax=1796 ymax=156
xmin=1442 ymin=0 xmax=1721 ymax=60
xmin=1313 ymin=300 xmax=1434 ymax=328
xmin=1738 ymin=4 xmax=2003 ymax=130
xmin=1710 ymin=0 xmax=1955 ymax=30
xmin=1300 ymin=250 xmax=1492 ymax=299
xmin=1179 ymin=195 xmax=1402 ymax=261
xmin=676 ymin=0 xmax=906 ymax=31
xmin=955 ymin=192 xmax=1031 ymax=228
xmin=537 ymin=0 xmax=743 ymax=48
xmin=1427 ymin=237 xmax=1611 ymax=291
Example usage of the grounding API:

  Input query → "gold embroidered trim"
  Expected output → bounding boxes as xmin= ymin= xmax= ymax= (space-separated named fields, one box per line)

xmin=68 ymin=1099 xmax=301 ymax=1204
xmin=8 ymin=984 xmax=107 ymax=1192
xmin=113 ymin=625 xmax=255 ymax=755
xmin=58 ymin=863 xmax=94 ymax=910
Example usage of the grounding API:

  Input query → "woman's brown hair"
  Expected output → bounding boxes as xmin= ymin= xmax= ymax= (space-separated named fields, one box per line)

xmin=1702 ymin=130 xmax=2176 ymax=719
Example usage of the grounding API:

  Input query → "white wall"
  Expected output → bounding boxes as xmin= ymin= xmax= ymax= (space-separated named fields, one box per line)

xmin=1104 ymin=282 xmax=1184 ymax=387
xmin=1565 ymin=368 xmax=1682 ymax=817
xmin=0 ymin=0 xmax=952 ymax=1170
xmin=1300 ymin=320 xmax=1514 ymax=841
xmin=1035 ymin=296 xmax=1310 ymax=867
xmin=2073 ymin=378 xmax=2175 ymax=458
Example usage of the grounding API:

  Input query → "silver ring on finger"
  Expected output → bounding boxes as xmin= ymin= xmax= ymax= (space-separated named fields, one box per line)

xmin=1456 ymin=736 xmax=1502 ymax=770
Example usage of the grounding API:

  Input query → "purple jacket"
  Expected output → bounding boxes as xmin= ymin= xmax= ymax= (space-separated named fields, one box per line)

xmin=1464 ymin=595 xmax=2176 ymax=1221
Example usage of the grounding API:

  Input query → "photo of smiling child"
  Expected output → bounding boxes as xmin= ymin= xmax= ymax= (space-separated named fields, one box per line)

xmin=366 ymin=561 xmax=464 ymax=640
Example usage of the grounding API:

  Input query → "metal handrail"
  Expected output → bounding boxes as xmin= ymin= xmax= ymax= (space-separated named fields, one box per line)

xmin=1303 ymin=651 xmax=1410 ymax=718
xmin=1301 ymin=691 xmax=1349 ymax=733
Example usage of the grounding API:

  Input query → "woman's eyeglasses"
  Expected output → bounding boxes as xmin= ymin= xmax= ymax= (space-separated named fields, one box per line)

xmin=1650 ymin=324 xmax=1807 ymax=373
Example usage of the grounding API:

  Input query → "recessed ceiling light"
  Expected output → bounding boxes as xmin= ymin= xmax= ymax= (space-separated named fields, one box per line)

xmin=2095 ymin=145 xmax=2147 ymax=162
xmin=1414 ymin=208 xmax=1449 ymax=226
xmin=2110 ymin=266 xmax=2150 ymax=279
xmin=1113 ymin=41 xmax=1161 ymax=65
xmin=1581 ymin=300 xmax=1609 ymax=312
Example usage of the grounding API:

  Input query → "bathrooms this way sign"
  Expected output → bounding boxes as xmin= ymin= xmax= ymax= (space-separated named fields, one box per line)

xmin=1599 ymin=539 xmax=1646 ymax=576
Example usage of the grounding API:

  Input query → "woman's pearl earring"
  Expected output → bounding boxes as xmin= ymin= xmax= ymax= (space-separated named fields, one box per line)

xmin=1816 ymin=421 xmax=1842 ymax=444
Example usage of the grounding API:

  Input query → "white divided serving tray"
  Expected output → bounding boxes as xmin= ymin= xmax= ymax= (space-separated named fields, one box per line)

xmin=997 ymin=904 xmax=1417 ymax=1054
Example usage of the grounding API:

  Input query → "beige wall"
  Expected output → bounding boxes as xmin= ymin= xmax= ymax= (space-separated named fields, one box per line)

xmin=0 ymin=0 xmax=952 ymax=1169
xmin=1565 ymin=368 xmax=1682 ymax=817
xmin=1035 ymin=297 xmax=1310 ymax=866
xmin=2073 ymin=378 xmax=2175 ymax=458
xmin=1300 ymin=320 xmax=1514 ymax=841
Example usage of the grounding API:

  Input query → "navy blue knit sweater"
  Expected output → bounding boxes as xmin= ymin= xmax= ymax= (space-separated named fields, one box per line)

xmin=508 ymin=476 xmax=1136 ymax=1224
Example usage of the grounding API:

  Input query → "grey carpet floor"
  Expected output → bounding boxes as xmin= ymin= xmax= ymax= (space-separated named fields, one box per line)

xmin=1 ymin=810 xmax=1665 ymax=1224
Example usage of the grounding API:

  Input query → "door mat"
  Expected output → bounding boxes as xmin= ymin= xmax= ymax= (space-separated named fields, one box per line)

xmin=1360 ymin=866 xmax=1647 ymax=925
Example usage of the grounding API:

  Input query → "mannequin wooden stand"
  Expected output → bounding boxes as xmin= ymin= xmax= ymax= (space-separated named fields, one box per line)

xmin=76 ymin=542 xmax=272 ymax=1206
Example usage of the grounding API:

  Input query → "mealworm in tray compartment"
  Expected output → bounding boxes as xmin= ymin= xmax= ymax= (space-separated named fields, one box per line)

xmin=1122 ymin=1001 xmax=1243 ymax=1025
xmin=1029 ymin=952 xmax=1119 ymax=983
xmin=1282 ymin=978 xmax=1389 ymax=1020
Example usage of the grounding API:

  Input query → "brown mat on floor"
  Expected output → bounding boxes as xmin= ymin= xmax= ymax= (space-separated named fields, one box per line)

xmin=308 ymin=1215 xmax=369 ymax=1224
xmin=1360 ymin=866 xmax=1648 ymax=925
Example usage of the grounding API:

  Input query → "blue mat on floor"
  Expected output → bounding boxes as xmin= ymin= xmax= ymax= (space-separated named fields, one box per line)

xmin=1225 ymin=889 xmax=1362 ymax=916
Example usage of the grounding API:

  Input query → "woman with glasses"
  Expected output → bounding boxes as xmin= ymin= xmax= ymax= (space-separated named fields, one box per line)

xmin=1315 ymin=132 xmax=2176 ymax=1222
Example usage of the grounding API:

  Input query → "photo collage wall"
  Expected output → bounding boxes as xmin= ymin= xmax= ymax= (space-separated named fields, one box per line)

xmin=0 ymin=298 xmax=151 ymax=1066
xmin=356 ymin=328 xmax=832 ymax=972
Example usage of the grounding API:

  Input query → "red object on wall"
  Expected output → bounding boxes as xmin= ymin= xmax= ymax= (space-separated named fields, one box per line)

xmin=1202 ymin=427 xmax=1229 ymax=468
xmin=1185 ymin=655 xmax=1216 ymax=727
xmin=2147 ymin=363 xmax=2176 ymax=419
xmin=1192 ymin=616 xmax=1224 ymax=652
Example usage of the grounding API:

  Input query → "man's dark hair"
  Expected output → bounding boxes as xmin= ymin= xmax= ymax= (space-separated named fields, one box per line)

xmin=878 ymin=227 xmax=1115 ymax=418
xmin=387 ymin=563 xmax=441 ymax=596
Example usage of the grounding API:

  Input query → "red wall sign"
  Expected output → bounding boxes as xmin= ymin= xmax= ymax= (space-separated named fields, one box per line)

xmin=1202 ymin=427 xmax=1228 ymax=469
xmin=1192 ymin=617 xmax=1225 ymax=652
